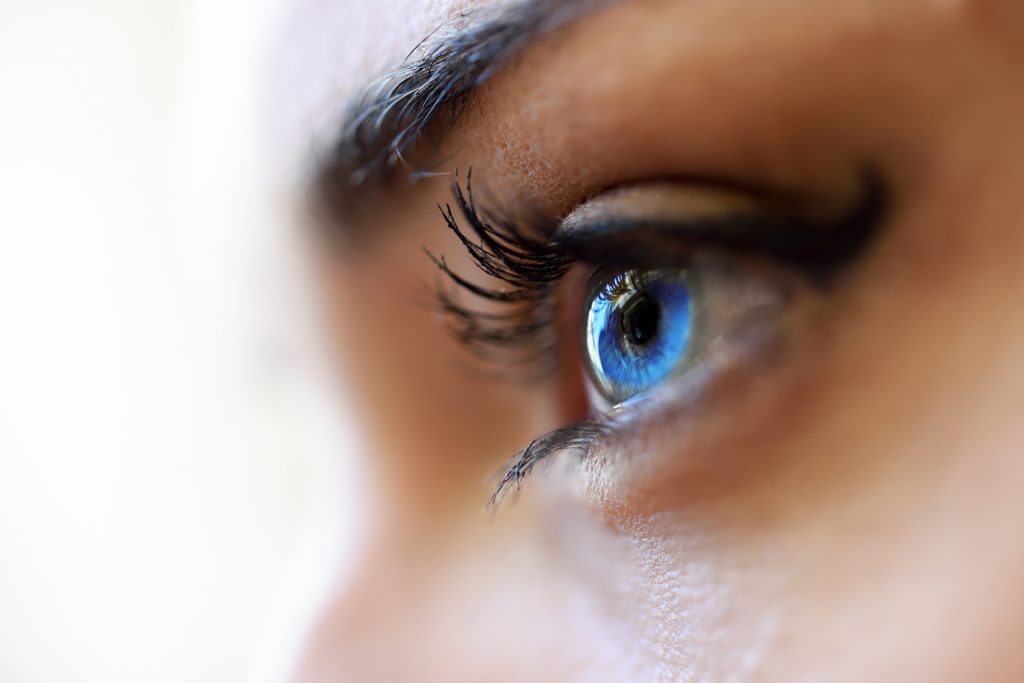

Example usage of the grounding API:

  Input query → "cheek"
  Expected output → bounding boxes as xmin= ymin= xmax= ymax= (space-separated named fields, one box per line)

xmin=559 ymin=203 xmax=1024 ymax=679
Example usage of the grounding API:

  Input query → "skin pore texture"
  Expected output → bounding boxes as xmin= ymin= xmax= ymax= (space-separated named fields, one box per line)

xmin=277 ymin=0 xmax=1024 ymax=681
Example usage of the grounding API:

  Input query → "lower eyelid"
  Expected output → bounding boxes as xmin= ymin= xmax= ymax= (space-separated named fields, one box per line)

xmin=490 ymin=266 xmax=810 ymax=511
xmin=574 ymin=321 xmax=818 ymax=515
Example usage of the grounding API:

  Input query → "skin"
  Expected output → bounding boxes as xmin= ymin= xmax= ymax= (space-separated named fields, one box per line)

xmin=277 ymin=0 xmax=1024 ymax=680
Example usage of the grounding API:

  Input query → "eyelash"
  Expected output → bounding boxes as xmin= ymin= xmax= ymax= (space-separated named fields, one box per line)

xmin=424 ymin=169 xmax=609 ymax=506
xmin=425 ymin=169 xmax=575 ymax=378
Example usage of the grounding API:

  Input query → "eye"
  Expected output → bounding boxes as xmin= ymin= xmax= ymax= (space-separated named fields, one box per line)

xmin=580 ymin=256 xmax=798 ymax=410
xmin=429 ymin=170 xmax=888 ymax=505
xmin=584 ymin=268 xmax=694 ymax=405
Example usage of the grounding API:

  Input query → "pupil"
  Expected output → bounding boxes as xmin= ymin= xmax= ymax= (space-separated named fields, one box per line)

xmin=621 ymin=292 xmax=660 ymax=346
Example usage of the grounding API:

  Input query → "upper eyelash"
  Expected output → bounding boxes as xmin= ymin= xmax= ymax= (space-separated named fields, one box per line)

xmin=594 ymin=268 xmax=662 ymax=302
xmin=426 ymin=166 xmax=889 ymax=375
xmin=425 ymin=168 xmax=574 ymax=376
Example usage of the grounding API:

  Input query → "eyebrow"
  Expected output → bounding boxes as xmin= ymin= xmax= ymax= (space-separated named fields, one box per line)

xmin=312 ymin=0 xmax=602 ymax=226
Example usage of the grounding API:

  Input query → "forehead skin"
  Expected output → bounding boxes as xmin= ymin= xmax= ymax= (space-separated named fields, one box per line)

xmin=278 ymin=1 xmax=1024 ymax=682
xmin=275 ymin=0 xmax=1024 ymax=189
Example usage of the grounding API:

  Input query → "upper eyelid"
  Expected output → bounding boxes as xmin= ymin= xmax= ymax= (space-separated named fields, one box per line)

xmin=426 ymin=164 xmax=889 ymax=381
xmin=554 ymin=166 xmax=891 ymax=283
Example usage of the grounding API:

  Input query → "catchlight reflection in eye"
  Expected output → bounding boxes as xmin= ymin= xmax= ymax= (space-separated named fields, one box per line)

xmin=584 ymin=268 xmax=693 ymax=405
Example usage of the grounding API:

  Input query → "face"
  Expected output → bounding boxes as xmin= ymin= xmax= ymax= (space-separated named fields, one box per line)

xmin=277 ymin=0 xmax=1024 ymax=680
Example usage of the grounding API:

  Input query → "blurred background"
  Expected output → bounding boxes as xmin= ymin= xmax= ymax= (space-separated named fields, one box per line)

xmin=0 ymin=1 xmax=354 ymax=681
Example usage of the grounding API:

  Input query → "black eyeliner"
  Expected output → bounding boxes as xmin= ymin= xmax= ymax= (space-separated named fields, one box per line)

xmin=554 ymin=166 xmax=890 ymax=285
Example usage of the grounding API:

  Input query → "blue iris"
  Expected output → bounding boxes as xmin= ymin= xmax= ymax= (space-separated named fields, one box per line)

xmin=584 ymin=269 xmax=692 ymax=403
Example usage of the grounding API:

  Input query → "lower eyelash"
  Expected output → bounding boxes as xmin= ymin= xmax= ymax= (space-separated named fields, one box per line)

xmin=425 ymin=168 xmax=572 ymax=377
xmin=488 ymin=421 xmax=607 ymax=510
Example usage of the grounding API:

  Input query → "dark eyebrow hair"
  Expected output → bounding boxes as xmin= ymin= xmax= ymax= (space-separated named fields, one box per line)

xmin=312 ymin=0 xmax=602 ymax=226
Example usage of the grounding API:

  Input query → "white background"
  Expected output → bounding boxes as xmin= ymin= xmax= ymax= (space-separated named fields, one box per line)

xmin=0 ymin=1 xmax=354 ymax=681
